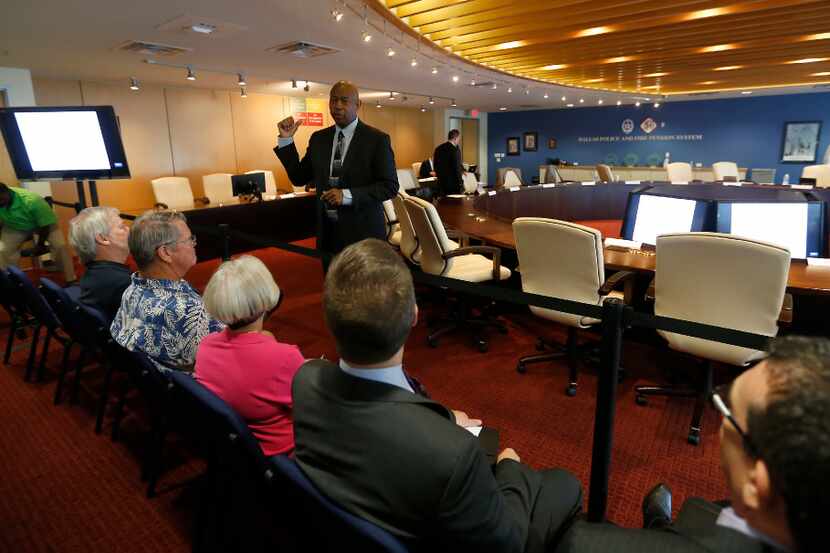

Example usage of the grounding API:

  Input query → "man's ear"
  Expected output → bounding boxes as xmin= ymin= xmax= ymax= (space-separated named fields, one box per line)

xmin=742 ymin=458 xmax=772 ymax=512
xmin=411 ymin=303 xmax=419 ymax=329
xmin=156 ymin=244 xmax=173 ymax=264
xmin=94 ymin=233 xmax=110 ymax=246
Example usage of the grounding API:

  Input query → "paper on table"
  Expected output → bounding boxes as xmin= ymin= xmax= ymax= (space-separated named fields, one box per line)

xmin=625 ymin=180 xmax=641 ymax=185
xmin=722 ymin=182 xmax=742 ymax=187
xmin=466 ymin=426 xmax=483 ymax=437
xmin=542 ymin=183 xmax=557 ymax=188
xmin=807 ymin=257 xmax=830 ymax=267
xmin=446 ymin=194 xmax=466 ymax=198
xmin=280 ymin=193 xmax=296 ymax=198
xmin=509 ymin=186 xmax=521 ymax=192
xmin=581 ymin=181 xmax=597 ymax=186
xmin=488 ymin=190 xmax=497 ymax=196
xmin=791 ymin=184 xmax=814 ymax=190
xmin=605 ymin=237 xmax=642 ymax=250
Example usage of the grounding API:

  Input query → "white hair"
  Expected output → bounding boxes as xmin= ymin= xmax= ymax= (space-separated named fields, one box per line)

xmin=68 ymin=206 xmax=120 ymax=265
xmin=203 ymin=255 xmax=281 ymax=327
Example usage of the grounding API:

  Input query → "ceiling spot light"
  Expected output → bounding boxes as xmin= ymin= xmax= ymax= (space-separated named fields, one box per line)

xmin=576 ymin=26 xmax=612 ymax=37
xmin=388 ymin=91 xmax=395 ymax=100
xmin=684 ymin=7 xmax=731 ymax=21
xmin=788 ymin=57 xmax=829 ymax=64
xmin=616 ymin=100 xmax=622 ymax=105
xmin=525 ymin=88 xmax=530 ymax=95
xmin=741 ymin=90 xmax=754 ymax=94
xmin=237 ymin=73 xmax=247 ymax=86
xmin=566 ymin=103 xmax=574 ymax=107
xmin=410 ymin=58 xmax=418 ymax=67
xmin=604 ymin=56 xmax=634 ymax=64
xmin=653 ymin=102 xmax=660 ymax=108
xmin=644 ymin=72 xmax=669 ymax=78
xmin=635 ymin=101 xmax=641 ymax=107
xmin=450 ymin=99 xmax=457 ymax=107
xmin=431 ymin=66 xmax=438 ymax=74
xmin=186 ymin=66 xmax=196 ymax=80
xmin=428 ymin=97 xmax=435 ymax=104
xmin=361 ymin=4 xmax=372 ymax=43
xmin=499 ymin=107 xmax=507 ymax=111
xmin=491 ymin=83 xmax=498 ymax=90
xmin=240 ymin=88 xmax=247 ymax=98
xmin=598 ymin=99 xmax=604 ymax=104
xmin=190 ymin=23 xmax=216 ymax=34
xmin=507 ymin=87 xmax=513 ymax=93
xmin=129 ymin=77 xmax=140 ymax=91
xmin=303 ymin=82 xmax=310 ymax=92
xmin=376 ymin=100 xmax=382 ymax=108
xmin=542 ymin=64 xmax=567 ymax=70
xmin=543 ymin=92 xmax=549 ymax=99
xmin=698 ymin=43 xmax=737 ymax=53
xmin=495 ymin=40 xmax=525 ymax=50
xmin=561 ymin=96 xmax=566 ymax=101
xmin=420 ymin=106 xmax=427 ymax=112
xmin=803 ymin=32 xmax=830 ymax=41
xmin=362 ymin=30 xmax=372 ymax=43
xmin=579 ymin=98 xmax=584 ymax=103
xmin=452 ymin=75 xmax=459 ymax=83
xmin=291 ymin=79 xmax=297 ymax=89
xmin=331 ymin=8 xmax=344 ymax=22
xmin=387 ymin=47 xmax=395 ymax=57
xmin=470 ymin=79 xmax=476 ymax=86
xmin=699 ymin=80 xmax=719 ymax=85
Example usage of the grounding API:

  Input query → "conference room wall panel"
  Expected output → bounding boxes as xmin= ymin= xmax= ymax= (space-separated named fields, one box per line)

xmin=164 ymin=87 xmax=238 ymax=199
xmin=359 ymin=104 xmax=434 ymax=169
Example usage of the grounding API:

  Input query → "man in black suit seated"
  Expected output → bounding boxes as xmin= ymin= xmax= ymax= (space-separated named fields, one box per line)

xmin=418 ymin=158 xmax=434 ymax=179
xmin=293 ymin=239 xmax=583 ymax=553
xmin=273 ymin=81 xmax=398 ymax=266
xmin=433 ymin=129 xmax=465 ymax=196
xmin=558 ymin=335 xmax=830 ymax=553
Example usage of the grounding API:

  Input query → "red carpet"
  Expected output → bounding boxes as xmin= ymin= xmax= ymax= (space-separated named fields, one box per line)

xmin=0 ymin=237 xmax=729 ymax=552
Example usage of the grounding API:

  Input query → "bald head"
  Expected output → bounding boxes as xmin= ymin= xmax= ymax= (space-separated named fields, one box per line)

xmin=330 ymin=81 xmax=361 ymax=127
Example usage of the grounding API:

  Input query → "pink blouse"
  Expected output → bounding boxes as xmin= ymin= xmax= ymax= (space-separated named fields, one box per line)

xmin=195 ymin=329 xmax=304 ymax=456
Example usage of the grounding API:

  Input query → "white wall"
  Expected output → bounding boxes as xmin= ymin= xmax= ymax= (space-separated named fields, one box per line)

xmin=0 ymin=67 xmax=36 ymax=106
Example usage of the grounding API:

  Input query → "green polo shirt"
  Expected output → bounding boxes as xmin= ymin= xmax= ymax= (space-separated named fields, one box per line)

xmin=0 ymin=187 xmax=58 ymax=232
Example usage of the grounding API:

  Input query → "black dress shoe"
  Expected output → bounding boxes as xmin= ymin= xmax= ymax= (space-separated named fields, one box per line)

xmin=642 ymin=483 xmax=673 ymax=529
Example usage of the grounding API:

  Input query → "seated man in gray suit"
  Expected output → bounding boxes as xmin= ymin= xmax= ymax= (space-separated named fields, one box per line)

xmin=293 ymin=239 xmax=582 ymax=553
xmin=558 ymin=335 xmax=829 ymax=553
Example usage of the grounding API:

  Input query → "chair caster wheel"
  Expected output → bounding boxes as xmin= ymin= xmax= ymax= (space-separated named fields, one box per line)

xmin=635 ymin=395 xmax=648 ymax=406
xmin=565 ymin=385 xmax=577 ymax=397
xmin=516 ymin=362 xmax=526 ymax=374
xmin=687 ymin=430 xmax=700 ymax=446
xmin=535 ymin=338 xmax=545 ymax=351
xmin=476 ymin=340 xmax=488 ymax=353
xmin=427 ymin=336 xmax=438 ymax=348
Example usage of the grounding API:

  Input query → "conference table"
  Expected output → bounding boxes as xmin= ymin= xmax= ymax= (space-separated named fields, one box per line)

xmin=435 ymin=183 xmax=830 ymax=296
xmin=121 ymin=192 xmax=317 ymax=261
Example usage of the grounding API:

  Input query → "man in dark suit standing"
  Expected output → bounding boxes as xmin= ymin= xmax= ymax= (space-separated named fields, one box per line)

xmin=293 ymin=239 xmax=582 ymax=553
xmin=274 ymin=81 xmax=398 ymax=264
xmin=433 ymin=129 xmax=464 ymax=196
xmin=557 ymin=335 xmax=829 ymax=553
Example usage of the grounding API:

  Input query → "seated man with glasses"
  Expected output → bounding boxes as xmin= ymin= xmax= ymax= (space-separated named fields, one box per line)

xmin=557 ymin=335 xmax=829 ymax=553
xmin=111 ymin=210 xmax=224 ymax=371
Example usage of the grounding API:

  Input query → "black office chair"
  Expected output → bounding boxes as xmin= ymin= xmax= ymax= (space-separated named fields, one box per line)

xmin=0 ymin=268 xmax=38 ymax=365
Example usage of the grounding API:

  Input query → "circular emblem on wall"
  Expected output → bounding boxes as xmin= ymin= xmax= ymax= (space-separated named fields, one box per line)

xmin=621 ymin=119 xmax=635 ymax=134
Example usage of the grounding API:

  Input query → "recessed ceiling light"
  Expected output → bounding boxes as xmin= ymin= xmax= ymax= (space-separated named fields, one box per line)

xmin=576 ymin=26 xmax=612 ymax=37
xmin=410 ymin=58 xmax=418 ymax=67
xmin=561 ymin=96 xmax=566 ymax=101
xmin=507 ymin=87 xmax=513 ymax=93
xmin=186 ymin=66 xmax=196 ymax=81
xmin=543 ymin=93 xmax=549 ymax=99
xmin=653 ymin=102 xmax=660 ymax=108
xmin=541 ymin=64 xmax=567 ymax=70
xmin=495 ymin=40 xmax=525 ymax=50
xmin=129 ymin=77 xmax=139 ymax=91
xmin=803 ymin=32 xmax=830 ymax=41
xmin=499 ymin=106 xmax=507 ymax=111
xmin=237 ymin=73 xmax=247 ymax=86
xmin=452 ymin=75 xmax=459 ymax=83
xmin=644 ymin=72 xmax=670 ymax=78
xmin=566 ymin=103 xmax=574 ymax=107
xmin=428 ymin=97 xmax=435 ymax=105
xmin=635 ymin=101 xmax=641 ymax=107
xmin=387 ymin=47 xmax=395 ymax=57
xmin=604 ymin=56 xmax=634 ymax=64
xmin=431 ymin=66 xmax=438 ymax=74
xmin=598 ymin=99 xmax=604 ymax=104
xmin=362 ymin=30 xmax=372 ymax=43
xmin=741 ymin=90 xmax=754 ymax=94
xmin=714 ymin=65 xmax=743 ymax=71
xmin=698 ymin=43 xmax=737 ymax=53
xmin=579 ymin=98 xmax=584 ymax=103
xmin=450 ymin=99 xmax=457 ymax=107
xmin=811 ymin=71 xmax=830 ymax=77
xmin=331 ymin=8 xmax=344 ymax=22
xmin=616 ymin=100 xmax=622 ymax=105
xmin=190 ymin=23 xmax=216 ymax=34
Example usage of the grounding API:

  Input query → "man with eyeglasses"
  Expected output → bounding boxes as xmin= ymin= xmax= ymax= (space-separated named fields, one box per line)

xmin=556 ymin=335 xmax=829 ymax=553
xmin=111 ymin=210 xmax=224 ymax=371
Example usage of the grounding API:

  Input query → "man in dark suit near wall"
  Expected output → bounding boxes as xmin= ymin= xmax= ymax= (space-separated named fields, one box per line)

xmin=293 ymin=239 xmax=583 ymax=553
xmin=433 ymin=129 xmax=464 ymax=196
xmin=274 ymin=81 xmax=398 ymax=264
xmin=557 ymin=335 xmax=829 ymax=553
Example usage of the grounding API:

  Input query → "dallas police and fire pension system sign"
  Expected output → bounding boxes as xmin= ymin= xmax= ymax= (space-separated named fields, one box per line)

xmin=578 ymin=116 xmax=704 ymax=144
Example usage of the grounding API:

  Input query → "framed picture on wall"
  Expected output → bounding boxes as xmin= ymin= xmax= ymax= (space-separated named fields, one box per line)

xmin=507 ymin=136 xmax=520 ymax=155
xmin=547 ymin=138 xmax=557 ymax=150
xmin=523 ymin=132 xmax=538 ymax=152
xmin=780 ymin=121 xmax=822 ymax=163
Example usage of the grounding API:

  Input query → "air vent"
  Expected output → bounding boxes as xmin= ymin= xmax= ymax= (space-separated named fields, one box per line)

xmin=267 ymin=41 xmax=340 ymax=58
xmin=156 ymin=14 xmax=247 ymax=38
xmin=117 ymin=40 xmax=191 ymax=57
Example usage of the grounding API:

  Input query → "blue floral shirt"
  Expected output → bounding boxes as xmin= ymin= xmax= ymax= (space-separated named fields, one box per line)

xmin=110 ymin=273 xmax=225 ymax=371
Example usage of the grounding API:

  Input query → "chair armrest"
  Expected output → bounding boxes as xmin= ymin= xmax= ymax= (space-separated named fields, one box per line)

xmin=444 ymin=245 xmax=503 ymax=281
xmin=446 ymin=228 xmax=469 ymax=248
xmin=645 ymin=277 xmax=656 ymax=302
xmin=778 ymin=293 xmax=793 ymax=325
xmin=599 ymin=270 xmax=637 ymax=304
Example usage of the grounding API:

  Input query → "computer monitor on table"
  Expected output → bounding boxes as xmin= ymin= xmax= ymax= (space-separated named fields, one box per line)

xmin=621 ymin=192 xmax=713 ymax=246
xmin=715 ymin=200 xmax=825 ymax=259
xmin=231 ymin=172 xmax=266 ymax=198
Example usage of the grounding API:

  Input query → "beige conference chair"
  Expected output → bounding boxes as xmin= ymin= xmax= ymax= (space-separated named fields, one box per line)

xmin=411 ymin=161 xmax=423 ymax=179
xmin=202 ymin=173 xmax=234 ymax=204
xmin=496 ymin=167 xmax=523 ymax=188
xmin=801 ymin=164 xmax=830 ymax=187
xmin=513 ymin=218 xmax=635 ymax=396
xmin=503 ymin=169 xmax=523 ymax=188
xmin=151 ymin=176 xmax=194 ymax=208
xmin=462 ymin=172 xmax=478 ymax=194
xmin=245 ymin=170 xmax=279 ymax=195
xmin=636 ymin=232 xmax=790 ymax=445
xmin=666 ymin=162 xmax=693 ymax=183
xmin=396 ymin=169 xmax=419 ymax=193
xmin=712 ymin=161 xmax=739 ymax=182
xmin=392 ymin=193 xmax=420 ymax=264
xmin=596 ymin=164 xmax=616 ymax=183
xmin=382 ymin=199 xmax=401 ymax=248
xmin=405 ymin=195 xmax=510 ymax=352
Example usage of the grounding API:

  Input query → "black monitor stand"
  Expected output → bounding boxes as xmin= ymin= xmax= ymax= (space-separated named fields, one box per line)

xmin=75 ymin=179 xmax=99 ymax=208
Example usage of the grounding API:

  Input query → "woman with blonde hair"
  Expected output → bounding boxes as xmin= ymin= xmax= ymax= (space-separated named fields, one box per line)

xmin=195 ymin=255 xmax=303 ymax=456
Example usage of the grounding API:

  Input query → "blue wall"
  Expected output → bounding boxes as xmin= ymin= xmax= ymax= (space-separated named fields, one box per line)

xmin=488 ymin=92 xmax=830 ymax=184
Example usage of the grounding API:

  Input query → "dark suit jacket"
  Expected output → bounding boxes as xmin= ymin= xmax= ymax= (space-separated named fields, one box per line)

xmin=557 ymin=498 xmax=785 ymax=553
xmin=418 ymin=159 xmax=433 ymax=178
xmin=433 ymin=141 xmax=463 ymax=196
xmin=292 ymin=359 xmax=538 ymax=552
xmin=274 ymin=120 xmax=398 ymax=254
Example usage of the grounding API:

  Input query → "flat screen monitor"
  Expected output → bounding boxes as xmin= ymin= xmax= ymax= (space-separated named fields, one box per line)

xmin=621 ymin=193 xmax=712 ymax=245
xmin=231 ymin=172 xmax=266 ymax=196
xmin=0 ymin=106 xmax=130 ymax=180
xmin=715 ymin=201 xmax=824 ymax=259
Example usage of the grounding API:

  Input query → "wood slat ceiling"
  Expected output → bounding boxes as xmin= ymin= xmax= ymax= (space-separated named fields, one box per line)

xmin=377 ymin=0 xmax=830 ymax=94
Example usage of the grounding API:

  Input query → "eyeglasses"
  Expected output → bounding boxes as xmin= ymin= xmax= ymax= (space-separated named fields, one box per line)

xmin=162 ymin=235 xmax=197 ymax=249
xmin=710 ymin=383 xmax=759 ymax=458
